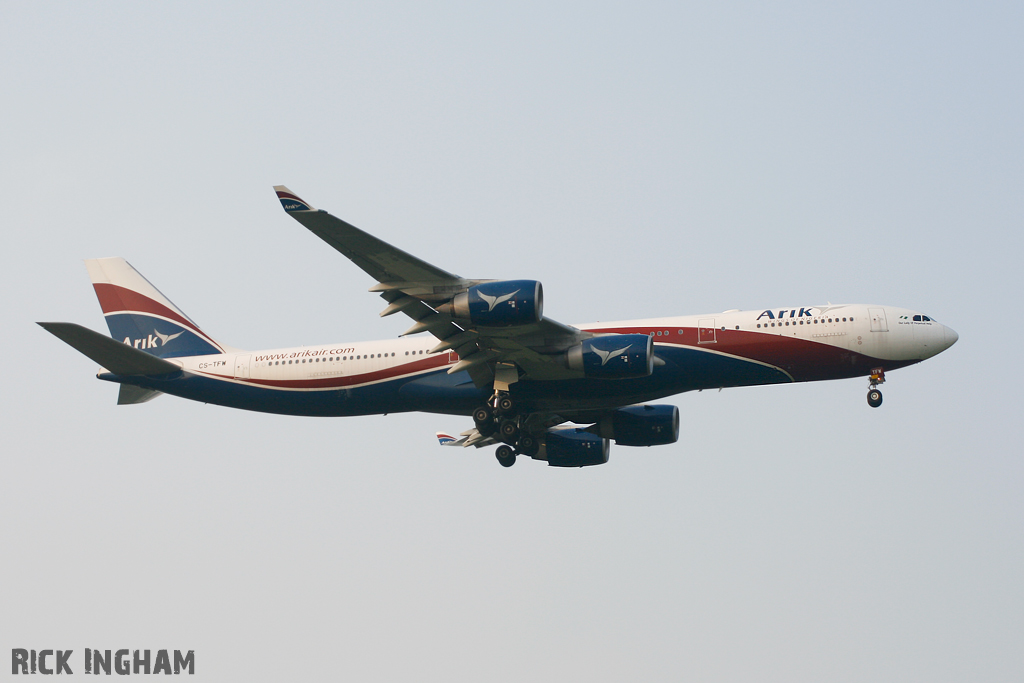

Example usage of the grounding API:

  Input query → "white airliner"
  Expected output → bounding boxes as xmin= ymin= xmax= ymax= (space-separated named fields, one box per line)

xmin=40 ymin=187 xmax=958 ymax=468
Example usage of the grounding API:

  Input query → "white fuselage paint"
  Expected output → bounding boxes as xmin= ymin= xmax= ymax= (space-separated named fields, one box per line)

xmin=169 ymin=304 xmax=957 ymax=389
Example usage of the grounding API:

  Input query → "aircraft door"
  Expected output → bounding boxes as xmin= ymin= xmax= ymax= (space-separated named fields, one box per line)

xmin=698 ymin=319 xmax=717 ymax=344
xmin=234 ymin=355 xmax=251 ymax=379
xmin=869 ymin=308 xmax=888 ymax=333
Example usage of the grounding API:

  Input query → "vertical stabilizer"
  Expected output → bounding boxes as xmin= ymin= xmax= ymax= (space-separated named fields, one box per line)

xmin=85 ymin=258 xmax=225 ymax=358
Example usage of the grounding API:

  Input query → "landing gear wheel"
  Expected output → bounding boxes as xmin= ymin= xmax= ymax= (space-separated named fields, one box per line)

xmin=496 ymin=445 xmax=516 ymax=467
xmin=867 ymin=389 xmax=883 ymax=408
xmin=497 ymin=395 xmax=515 ymax=414
xmin=499 ymin=419 xmax=520 ymax=443
xmin=473 ymin=405 xmax=497 ymax=436
xmin=516 ymin=434 xmax=539 ymax=457
xmin=473 ymin=405 xmax=493 ymax=425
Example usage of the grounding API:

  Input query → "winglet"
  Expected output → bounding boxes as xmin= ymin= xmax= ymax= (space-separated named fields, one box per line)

xmin=273 ymin=185 xmax=315 ymax=213
xmin=436 ymin=432 xmax=462 ymax=447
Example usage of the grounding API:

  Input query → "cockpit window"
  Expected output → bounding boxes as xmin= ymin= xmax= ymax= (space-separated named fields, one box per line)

xmin=913 ymin=315 xmax=922 ymax=321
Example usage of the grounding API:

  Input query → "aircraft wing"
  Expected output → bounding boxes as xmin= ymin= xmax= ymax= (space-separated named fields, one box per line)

xmin=275 ymin=186 xmax=589 ymax=387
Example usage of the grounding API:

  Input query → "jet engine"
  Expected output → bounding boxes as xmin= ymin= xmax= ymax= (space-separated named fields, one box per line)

xmin=538 ymin=428 xmax=610 ymax=467
xmin=449 ymin=280 xmax=543 ymax=327
xmin=590 ymin=404 xmax=680 ymax=446
xmin=566 ymin=334 xmax=654 ymax=379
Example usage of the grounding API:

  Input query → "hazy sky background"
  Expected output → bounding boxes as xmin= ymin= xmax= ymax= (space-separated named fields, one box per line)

xmin=2 ymin=2 xmax=1021 ymax=680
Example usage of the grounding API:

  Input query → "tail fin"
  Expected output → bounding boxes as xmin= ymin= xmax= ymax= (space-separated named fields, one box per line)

xmin=85 ymin=257 xmax=225 ymax=358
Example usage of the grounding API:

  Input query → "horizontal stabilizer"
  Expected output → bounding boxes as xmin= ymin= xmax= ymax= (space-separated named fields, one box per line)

xmin=38 ymin=322 xmax=182 ymax=376
xmin=118 ymin=384 xmax=164 ymax=405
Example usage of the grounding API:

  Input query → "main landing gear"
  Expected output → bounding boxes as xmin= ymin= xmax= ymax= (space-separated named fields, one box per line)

xmin=475 ymin=390 xmax=539 ymax=467
xmin=867 ymin=367 xmax=885 ymax=408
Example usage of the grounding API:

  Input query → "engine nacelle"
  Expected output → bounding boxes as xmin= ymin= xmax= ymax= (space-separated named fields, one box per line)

xmin=566 ymin=334 xmax=654 ymax=379
xmin=450 ymin=280 xmax=543 ymax=327
xmin=592 ymin=404 xmax=680 ymax=446
xmin=540 ymin=428 xmax=611 ymax=467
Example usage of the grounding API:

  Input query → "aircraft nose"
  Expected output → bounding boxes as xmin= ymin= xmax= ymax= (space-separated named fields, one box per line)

xmin=944 ymin=325 xmax=959 ymax=349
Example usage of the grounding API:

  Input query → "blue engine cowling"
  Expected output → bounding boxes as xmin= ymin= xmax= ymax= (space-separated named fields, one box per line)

xmin=566 ymin=334 xmax=654 ymax=379
xmin=542 ymin=428 xmax=611 ymax=467
xmin=450 ymin=280 xmax=543 ymax=327
xmin=592 ymin=404 xmax=680 ymax=446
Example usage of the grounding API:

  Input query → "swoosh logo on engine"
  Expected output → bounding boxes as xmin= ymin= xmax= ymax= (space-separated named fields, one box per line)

xmin=593 ymin=344 xmax=631 ymax=366
xmin=478 ymin=289 xmax=520 ymax=312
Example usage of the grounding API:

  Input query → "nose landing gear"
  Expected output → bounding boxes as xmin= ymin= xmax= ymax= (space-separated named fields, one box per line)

xmin=867 ymin=367 xmax=885 ymax=408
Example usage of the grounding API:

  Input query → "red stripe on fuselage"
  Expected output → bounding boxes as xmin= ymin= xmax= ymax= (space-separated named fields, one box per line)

xmin=200 ymin=355 xmax=450 ymax=390
xmin=594 ymin=325 xmax=915 ymax=380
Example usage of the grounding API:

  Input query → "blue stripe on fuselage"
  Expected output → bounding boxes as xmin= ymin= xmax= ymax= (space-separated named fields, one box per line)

xmin=105 ymin=344 xmax=795 ymax=417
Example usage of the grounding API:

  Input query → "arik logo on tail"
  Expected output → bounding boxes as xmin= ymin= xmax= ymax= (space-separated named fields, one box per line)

xmin=124 ymin=330 xmax=184 ymax=350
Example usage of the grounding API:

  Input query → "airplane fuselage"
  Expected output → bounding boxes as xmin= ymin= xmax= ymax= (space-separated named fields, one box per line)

xmin=103 ymin=304 xmax=957 ymax=417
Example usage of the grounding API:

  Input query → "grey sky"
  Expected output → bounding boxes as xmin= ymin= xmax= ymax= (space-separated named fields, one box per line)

xmin=2 ymin=2 xmax=1021 ymax=680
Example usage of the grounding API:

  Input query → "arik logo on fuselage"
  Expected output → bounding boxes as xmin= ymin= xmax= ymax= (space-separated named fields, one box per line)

xmin=756 ymin=306 xmax=845 ymax=320
xmin=123 ymin=329 xmax=184 ymax=350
